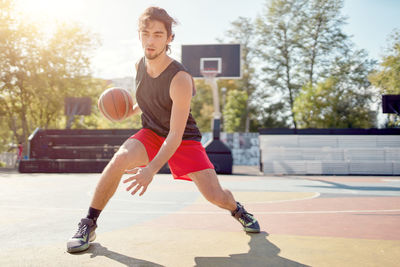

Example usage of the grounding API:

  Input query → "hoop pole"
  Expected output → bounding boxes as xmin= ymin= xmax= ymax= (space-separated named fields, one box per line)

xmin=204 ymin=75 xmax=221 ymax=119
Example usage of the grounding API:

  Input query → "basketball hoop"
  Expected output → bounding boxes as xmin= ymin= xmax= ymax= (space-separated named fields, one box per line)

xmin=201 ymin=68 xmax=219 ymax=79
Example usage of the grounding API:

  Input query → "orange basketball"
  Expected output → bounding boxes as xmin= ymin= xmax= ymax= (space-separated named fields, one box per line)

xmin=98 ymin=87 xmax=133 ymax=122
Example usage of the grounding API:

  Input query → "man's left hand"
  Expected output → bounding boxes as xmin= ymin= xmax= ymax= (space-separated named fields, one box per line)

xmin=123 ymin=167 xmax=154 ymax=196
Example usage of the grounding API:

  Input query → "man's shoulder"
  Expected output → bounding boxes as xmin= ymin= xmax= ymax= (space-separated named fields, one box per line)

xmin=170 ymin=71 xmax=193 ymax=100
xmin=170 ymin=60 xmax=195 ymax=96
xmin=170 ymin=60 xmax=193 ymax=81
xmin=170 ymin=59 xmax=190 ymax=73
xmin=135 ymin=57 xmax=145 ymax=71
xmin=172 ymin=70 xmax=192 ymax=83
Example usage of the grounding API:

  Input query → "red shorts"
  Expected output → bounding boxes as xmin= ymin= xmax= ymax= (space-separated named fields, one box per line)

xmin=129 ymin=128 xmax=214 ymax=181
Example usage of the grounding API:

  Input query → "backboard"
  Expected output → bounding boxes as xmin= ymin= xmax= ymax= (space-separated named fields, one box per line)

xmin=64 ymin=97 xmax=91 ymax=116
xmin=181 ymin=44 xmax=241 ymax=79
xmin=382 ymin=94 xmax=400 ymax=114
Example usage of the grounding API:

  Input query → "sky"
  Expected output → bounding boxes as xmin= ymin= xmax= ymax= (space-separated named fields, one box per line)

xmin=15 ymin=0 xmax=400 ymax=80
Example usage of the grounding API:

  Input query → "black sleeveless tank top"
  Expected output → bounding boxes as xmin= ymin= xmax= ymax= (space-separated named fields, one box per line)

xmin=135 ymin=57 xmax=202 ymax=141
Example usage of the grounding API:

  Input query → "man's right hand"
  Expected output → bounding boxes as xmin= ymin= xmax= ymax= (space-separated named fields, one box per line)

xmin=127 ymin=103 xmax=141 ymax=117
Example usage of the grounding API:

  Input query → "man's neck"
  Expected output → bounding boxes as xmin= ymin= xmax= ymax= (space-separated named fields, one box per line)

xmin=145 ymin=54 xmax=172 ymax=78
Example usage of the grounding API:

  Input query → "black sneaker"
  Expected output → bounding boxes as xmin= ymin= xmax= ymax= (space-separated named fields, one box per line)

xmin=231 ymin=202 xmax=260 ymax=233
xmin=67 ymin=218 xmax=97 ymax=253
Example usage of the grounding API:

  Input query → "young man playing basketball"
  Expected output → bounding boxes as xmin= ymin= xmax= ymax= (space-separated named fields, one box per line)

xmin=67 ymin=6 xmax=260 ymax=253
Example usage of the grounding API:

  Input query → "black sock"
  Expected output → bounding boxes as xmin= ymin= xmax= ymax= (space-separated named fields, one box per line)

xmin=231 ymin=202 xmax=240 ymax=216
xmin=86 ymin=207 xmax=102 ymax=223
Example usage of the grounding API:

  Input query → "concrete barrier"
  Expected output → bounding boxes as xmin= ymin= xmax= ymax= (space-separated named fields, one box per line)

xmin=260 ymin=128 xmax=400 ymax=175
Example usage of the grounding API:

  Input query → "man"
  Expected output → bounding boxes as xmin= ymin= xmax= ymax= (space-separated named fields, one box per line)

xmin=67 ymin=6 xmax=260 ymax=253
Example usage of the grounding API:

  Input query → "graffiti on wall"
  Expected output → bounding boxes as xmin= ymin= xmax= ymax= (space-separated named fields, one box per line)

xmin=201 ymin=132 xmax=260 ymax=166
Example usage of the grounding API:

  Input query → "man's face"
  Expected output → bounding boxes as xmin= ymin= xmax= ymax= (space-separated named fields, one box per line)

xmin=139 ymin=20 xmax=172 ymax=60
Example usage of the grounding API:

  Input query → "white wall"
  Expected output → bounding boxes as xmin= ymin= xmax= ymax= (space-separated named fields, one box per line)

xmin=260 ymin=135 xmax=400 ymax=175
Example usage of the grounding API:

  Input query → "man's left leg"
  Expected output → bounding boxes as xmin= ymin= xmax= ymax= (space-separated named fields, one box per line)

xmin=188 ymin=169 xmax=260 ymax=233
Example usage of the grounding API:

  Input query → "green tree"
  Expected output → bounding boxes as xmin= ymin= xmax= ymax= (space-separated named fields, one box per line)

xmin=223 ymin=90 xmax=248 ymax=132
xmin=300 ymin=0 xmax=348 ymax=86
xmin=0 ymin=0 xmax=109 ymax=152
xmin=191 ymin=78 xmax=241 ymax=133
xmin=256 ymin=0 xmax=306 ymax=129
xmin=0 ymin=96 xmax=12 ymax=151
xmin=369 ymin=30 xmax=400 ymax=127
xmin=251 ymin=98 xmax=289 ymax=130
xmin=294 ymin=48 xmax=376 ymax=128
xmin=191 ymin=80 xmax=213 ymax=132
xmin=221 ymin=17 xmax=258 ymax=132
xmin=256 ymin=0 xmax=375 ymax=129
xmin=30 ymin=22 xmax=100 ymax=129
xmin=0 ymin=0 xmax=40 ymax=147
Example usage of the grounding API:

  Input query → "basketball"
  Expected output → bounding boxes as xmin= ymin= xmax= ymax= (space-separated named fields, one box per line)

xmin=98 ymin=87 xmax=133 ymax=122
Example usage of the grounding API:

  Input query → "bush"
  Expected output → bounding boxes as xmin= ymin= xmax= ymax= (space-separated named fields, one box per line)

xmin=0 ymin=161 xmax=6 ymax=168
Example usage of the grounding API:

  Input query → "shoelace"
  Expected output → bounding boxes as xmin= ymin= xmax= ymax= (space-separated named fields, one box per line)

xmin=74 ymin=223 xmax=88 ymax=237
xmin=242 ymin=212 xmax=255 ymax=224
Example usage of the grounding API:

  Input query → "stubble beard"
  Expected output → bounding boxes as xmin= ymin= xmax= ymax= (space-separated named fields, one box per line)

xmin=145 ymin=46 xmax=166 ymax=60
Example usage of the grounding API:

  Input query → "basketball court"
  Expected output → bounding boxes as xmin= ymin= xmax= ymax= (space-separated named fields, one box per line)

xmin=4 ymin=42 xmax=400 ymax=267
xmin=0 ymin=168 xmax=399 ymax=266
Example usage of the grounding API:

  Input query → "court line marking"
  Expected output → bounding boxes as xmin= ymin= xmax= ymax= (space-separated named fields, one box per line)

xmin=102 ymin=192 xmax=321 ymax=205
xmin=259 ymin=192 xmax=321 ymax=204
xmin=100 ymin=208 xmax=400 ymax=215
xmin=383 ymin=179 xmax=400 ymax=182
xmin=0 ymin=205 xmax=399 ymax=215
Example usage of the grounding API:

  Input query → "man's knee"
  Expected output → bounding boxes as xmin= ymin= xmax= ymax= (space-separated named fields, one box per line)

xmin=108 ymin=148 xmax=131 ymax=170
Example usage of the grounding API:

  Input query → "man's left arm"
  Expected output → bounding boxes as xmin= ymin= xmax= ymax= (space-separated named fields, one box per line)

xmin=123 ymin=71 xmax=193 ymax=196
xmin=145 ymin=71 xmax=192 ymax=173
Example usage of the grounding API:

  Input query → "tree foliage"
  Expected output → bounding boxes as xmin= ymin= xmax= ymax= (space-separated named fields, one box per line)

xmin=300 ymin=0 xmax=348 ymax=86
xmin=369 ymin=29 xmax=400 ymax=127
xmin=369 ymin=30 xmax=400 ymax=94
xmin=0 ymin=0 xmax=131 ymax=153
xmin=256 ymin=0 xmax=306 ymax=128
xmin=191 ymin=80 xmax=214 ymax=132
xmin=215 ymin=15 xmax=288 ymax=131
xmin=223 ymin=17 xmax=258 ymax=132
xmin=196 ymin=0 xmax=375 ymax=131
xmin=255 ymin=0 xmax=377 ymax=129
xmin=294 ymin=48 xmax=376 ymax=128
xmin=223 ymin=89 xmax=248 ymax=132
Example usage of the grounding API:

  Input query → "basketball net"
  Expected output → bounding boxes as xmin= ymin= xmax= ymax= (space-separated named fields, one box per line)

xmin=201 ymin=68 xmax=218 ymax=80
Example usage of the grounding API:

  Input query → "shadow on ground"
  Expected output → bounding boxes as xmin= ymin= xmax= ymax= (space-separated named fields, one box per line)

xmin=194 ymin=232 xmax=309 ymax=267
xmin=305 ymin=179 xmax=400 ymax=192
xmin=70 ymin=232 xmax=309 ymax=267
xmin=75 ymin=243 xmax=164 ymax=267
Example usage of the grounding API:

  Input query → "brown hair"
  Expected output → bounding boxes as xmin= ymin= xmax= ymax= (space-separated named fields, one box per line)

xmin=138 ymin=7 xmax=177 ymax=53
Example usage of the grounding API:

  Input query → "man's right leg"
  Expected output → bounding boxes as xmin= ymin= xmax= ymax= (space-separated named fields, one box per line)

xmin=90 ymin=138 xmax=149 ymax=210
xmin=67 ymin=138 xmax=149 ymax=253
